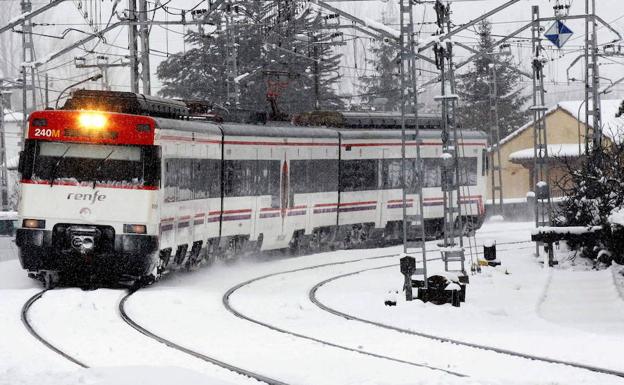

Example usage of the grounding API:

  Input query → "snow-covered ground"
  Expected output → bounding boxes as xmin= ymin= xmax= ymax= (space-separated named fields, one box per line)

xmin=1 ymin=220 xmax=623 ymax=385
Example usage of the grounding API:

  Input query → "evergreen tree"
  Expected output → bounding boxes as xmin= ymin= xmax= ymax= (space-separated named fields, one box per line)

xmin=456 ymin=20 xmax=530 ymax=136
xmin=555 ymin=146 xmax=624 ymax=264
xmin=358 ymin=39 xmax=400 ymax=111
xmin=157 ymin=2 xmax=343 ymax=114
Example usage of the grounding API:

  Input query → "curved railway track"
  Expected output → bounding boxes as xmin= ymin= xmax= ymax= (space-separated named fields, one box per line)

xmin=309 ymin=260 xmax=624 ymax=380
xmin=18 ymin=239 xmax=542 ymax=384
xmin=119 ymin=290 xmax=290 ymax=385
xmin=21 ymin=289 xmax=89 ymax=368
xmin=221 ymin=240 xmax=538 ymax=379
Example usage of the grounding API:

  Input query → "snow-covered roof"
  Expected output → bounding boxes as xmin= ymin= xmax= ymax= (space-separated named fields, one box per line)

xmin=2 ymin=109 xmax=23 ymax=123
xmin=499 ymin=99 xmax=624 ymax=146
xmin=509 ymin=143 xmax=585 ymax=162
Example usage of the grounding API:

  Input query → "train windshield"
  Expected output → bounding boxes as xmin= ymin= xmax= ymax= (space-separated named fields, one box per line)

xmin=21 ymin=140 xmax=160 ymax=188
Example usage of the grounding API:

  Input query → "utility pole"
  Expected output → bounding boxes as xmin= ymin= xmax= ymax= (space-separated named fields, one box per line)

xmin=530 ymin=6 xmax=554 ymax=267
xmin=138 ymin=0 xmax=151 ymax=95
xmin=0 ymin=81 xmax=8 ymax=211
xmin=584 ymin=0 xmax=602 ymax=154
xmin=20 ymin=0 xmax=36 ymax=146
xmin=312 ymin=34 xmax=320 ymax=110
xmin=488 ymin=63 xmax=504 ymax=217
xmin=433 ymin=0 xmax=466 ymax=277
xmin=399 ymin=0 xmax=428 ymax=300
xmin=224 ymin=1 xmax=239 ymax=106
xmin=127 ymin=0 xmax=140 ymax=93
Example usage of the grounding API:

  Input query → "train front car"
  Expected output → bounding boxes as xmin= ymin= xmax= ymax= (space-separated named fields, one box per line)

xmin=16 ymin=110 xmax=160 ymax=287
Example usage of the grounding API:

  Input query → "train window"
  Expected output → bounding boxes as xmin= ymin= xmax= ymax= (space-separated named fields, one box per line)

xmin=208 ymin=159 xmax=222 ymax=198
xmin=291 ymin=159 xmax=338 ymax=194
xmin=22 ymin=140 xmax=159 ymax=188
xmin=178 ymin=159 xmax=193 ymax=201
xmin=382 ymin=159 xmax=420 ymax=192
xmin=459 ymin=157 xmax=478 ymax=186
xmin=382 ymin=159 xmax=402 ymax=189
xmin=340 ymin=159 xmax=378 ymax=192
xmin=164 ymin=158 xmax=177 ymax=202
xmin=192 ymin=159 xmax=208 ymax=199
xmin=143 ymin=146 xmax=161 ymax=188
xmin=422 ymin=158 xmax=442 ymax=188
xmin=311 ymin=159 xmax=338 ymax=192
xmin=290 ymin=160 xmax=308 ymax=194
xmin=254 ymin=160 xmax=280 ymax=197
xmin=224 ymin=160 xmax=255 ymax=197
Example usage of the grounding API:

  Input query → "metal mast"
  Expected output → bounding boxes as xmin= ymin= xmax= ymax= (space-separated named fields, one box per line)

xmin=488 ymin=64 xmax=504 ymax=217
xmin=584 ymin=0 xmax=601 ymax=153
xmin=20 ymin=0 xmax=36 ymax=143
xmin=399 ymin=0 xmax=427 ymax=300
xmin=0 ymin=82 xmax=8 ymax=211
xmin=138 ymin=0 xmax=151 ymax=95
xmin=530 ymin=6 xmax=554 ymax=266
xmin=127 ymin=0 xmax=140 ymax=93
xmin=224 ymin=1 xmax=239 ymax=106
xmin=434 ymin=0 xmax=466 ymax=276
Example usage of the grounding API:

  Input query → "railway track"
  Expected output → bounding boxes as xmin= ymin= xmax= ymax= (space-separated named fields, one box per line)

xmin=21 ymin=289 xmax=89 ymax=368
xmin=17 ymin=238 xmax=549 ymax=384
xmin=221 ymin=240 xmax=537 ymax=379
xmin=309 ymin=258 xmax=624 ymax=380
xmin=119 ymin=290 xmax=291 ymax=385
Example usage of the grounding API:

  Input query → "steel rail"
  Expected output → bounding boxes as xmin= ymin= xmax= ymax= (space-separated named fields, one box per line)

xmin=21 ymin=289 xmax=89 ymax=368
xmin=222 ymin=260 xmax=467 ymax=378
xmin=220 ymin=241 xmax=534 ymax=378
xmin=309 ymin=252 xmax=624 ymax=380
xmin=119 ymin=290 xmax=290 ymax=385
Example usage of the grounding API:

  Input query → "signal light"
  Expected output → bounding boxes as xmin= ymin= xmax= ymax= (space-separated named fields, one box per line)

xmin=78 ymin=112 xmax=107 ymax=130
xmin=124 ymin=224 xmax=147 ymax=234
xmin=23 ymin=219 xmax=45 ymax=229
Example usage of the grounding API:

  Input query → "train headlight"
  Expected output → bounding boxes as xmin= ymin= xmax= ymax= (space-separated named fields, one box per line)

xmin=23 ymin=219 xmax=45 ymax=229
xmin=124 ymin=224 xmax=147 ymax=234
xmin=78 ymin=112 xmax=107 ymax=130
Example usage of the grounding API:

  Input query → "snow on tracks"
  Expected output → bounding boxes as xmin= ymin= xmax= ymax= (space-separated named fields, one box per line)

xmin=21 ymin=289 xmax=88 ymax=368
xmin=222 ymin=261 xmax=467 ymax=378
xmin=310 ymin=265 xmax=624 ymax=381
xmin=119 ymin=290 xmax=290 ymax=385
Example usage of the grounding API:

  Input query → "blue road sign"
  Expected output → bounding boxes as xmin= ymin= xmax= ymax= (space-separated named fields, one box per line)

xmin=544 ymin=20 xmax=573 ymax=49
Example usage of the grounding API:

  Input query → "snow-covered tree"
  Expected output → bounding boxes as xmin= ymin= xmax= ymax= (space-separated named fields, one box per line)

xmin=555 ymin=145 xmax=624 ymax=264
xmin=456 ymin=20 xmax=530 ymax=136
xmin=157 ymin=2 xmax=343 ymax=115
xmin=358 ymin=40 xmax=400 ymax=111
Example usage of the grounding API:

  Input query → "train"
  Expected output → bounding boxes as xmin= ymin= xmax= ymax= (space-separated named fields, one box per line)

xmin=16 ymin=91 xmax=488 ymax=287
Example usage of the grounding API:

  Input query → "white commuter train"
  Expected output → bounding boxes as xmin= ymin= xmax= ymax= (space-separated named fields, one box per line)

xmin=16 ymin=91 xmax=487 ymax=287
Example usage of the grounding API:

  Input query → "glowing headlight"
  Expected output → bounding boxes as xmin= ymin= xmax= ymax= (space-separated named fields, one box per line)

xmin=78 ymin=112 xmax=107 ymax=129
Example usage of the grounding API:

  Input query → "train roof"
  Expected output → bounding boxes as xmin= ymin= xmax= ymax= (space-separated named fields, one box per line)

xmin=338 ymin=129 xmax=488 ymax=141
xmin=155 ymin=116 xmax=486 ymax=142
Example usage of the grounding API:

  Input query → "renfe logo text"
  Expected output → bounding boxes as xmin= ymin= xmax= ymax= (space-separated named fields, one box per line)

xmin=67 ymin=190 xmax=107 ymax=205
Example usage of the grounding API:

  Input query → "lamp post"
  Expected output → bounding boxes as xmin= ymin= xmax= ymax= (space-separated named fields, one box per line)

xmin=55 ymin=74 xmax=103 ymax=110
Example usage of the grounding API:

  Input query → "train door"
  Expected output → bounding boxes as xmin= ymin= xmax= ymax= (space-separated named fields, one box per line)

xmin=379 ymin=149 xmax=398 ymax=228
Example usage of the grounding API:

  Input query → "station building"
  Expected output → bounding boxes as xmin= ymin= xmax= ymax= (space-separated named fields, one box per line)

xmin=486 ymin=99 xmax=624 ymax=217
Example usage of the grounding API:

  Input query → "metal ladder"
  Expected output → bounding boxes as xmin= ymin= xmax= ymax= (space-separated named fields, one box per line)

xmin=399 ymin=0 xmax=427 ymax=285
xmin=433 ymin=0 xmax=466 ymax=277
xmin=488 ymin=65 xmax=504 ymax=217
xmin=531 ymin=6 xmax=554 ymax=265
